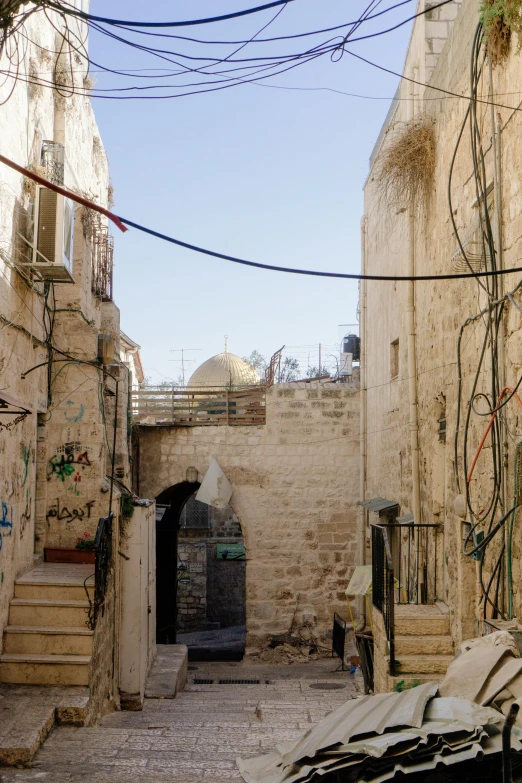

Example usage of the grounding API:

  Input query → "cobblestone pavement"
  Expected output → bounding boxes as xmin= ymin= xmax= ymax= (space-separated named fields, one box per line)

xmin=0 ymin=661 xmax=357 ymax=783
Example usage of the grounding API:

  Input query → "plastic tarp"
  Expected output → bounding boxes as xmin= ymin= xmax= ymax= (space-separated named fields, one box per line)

xmin=195 ymin=457 xmax=232 ymax=509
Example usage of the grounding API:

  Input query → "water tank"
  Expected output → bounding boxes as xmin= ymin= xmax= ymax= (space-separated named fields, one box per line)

xmin=342 ymin=334 xmax=360 ymax=362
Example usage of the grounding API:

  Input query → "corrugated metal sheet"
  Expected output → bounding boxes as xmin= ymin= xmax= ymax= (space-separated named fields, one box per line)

xmin=237 ymin=693 xmax=521 ymax=783
xmin=359 ymin=497 xmax=399 ymax=513
xmin=396 ymin=512 xmax=415 ymax=524
xmin=279 ymin=683 xmax=438 ymax=767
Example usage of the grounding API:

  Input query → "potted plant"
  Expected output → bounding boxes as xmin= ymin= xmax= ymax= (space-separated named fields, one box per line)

xmin=44 ymin=532 xmax=96 ymax=564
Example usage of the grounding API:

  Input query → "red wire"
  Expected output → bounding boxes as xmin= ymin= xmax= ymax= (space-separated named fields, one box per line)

xmin=467 ymin=386 xmax=522 ymax=483
xmin=0 ymin=153 xmax=128 ymax=233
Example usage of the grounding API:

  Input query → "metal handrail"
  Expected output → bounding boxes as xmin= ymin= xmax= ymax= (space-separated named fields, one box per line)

xmin=371 ymin=524 xmax=395 ymax=676
xmin=87 ymin=513 xmax=113 ymax=630
xmin=373 ymin=520 xmax=441 ymax=605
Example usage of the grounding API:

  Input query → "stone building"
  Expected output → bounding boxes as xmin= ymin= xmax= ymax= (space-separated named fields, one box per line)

xmin=133 ymin=351 xmax=361 ymax=652
xmin=0 ymin=3 xmax=153 ymax=720
xmin=362 ymin=0 xmax=522 ymax=691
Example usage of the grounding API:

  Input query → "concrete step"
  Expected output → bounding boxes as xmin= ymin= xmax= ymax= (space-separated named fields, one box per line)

xmin=14 ymin=582 xmax=94 ymax=601
xmin=0 ymin=654 xmax=90 ymax=686
xmin=395 ymin=615 xmax=450 ymax=637
xmin=393 ymin=653 xmax=454 ymax=675
xmin=3 ymin=626 xmax=93 ymax=656
xmin=394 ymin=634 xmax=454 ymax=656
xmin=8 ymin=599 xmax=90 ymax=628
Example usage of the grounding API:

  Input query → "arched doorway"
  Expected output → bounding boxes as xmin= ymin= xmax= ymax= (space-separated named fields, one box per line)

xmin=156 ymin=481 xmax=199 ymax=644
xmin=155 ymin=482 xmax=246 ymax=659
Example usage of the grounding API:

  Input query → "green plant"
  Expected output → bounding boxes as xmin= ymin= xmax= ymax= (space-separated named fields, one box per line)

xmin=480 ymin=0 xmax=522 ymax=63
xmin=121 ymin=492 xmax=135 ymax=520
xmin=76 ymin=532 xmax=95 ymax=551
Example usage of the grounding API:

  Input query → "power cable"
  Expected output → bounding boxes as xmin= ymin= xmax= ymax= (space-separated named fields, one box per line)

xmin=118 ymin=215 xmax=522 ymax=282
xmin=46 ymin=0 xmax=299 ymax=28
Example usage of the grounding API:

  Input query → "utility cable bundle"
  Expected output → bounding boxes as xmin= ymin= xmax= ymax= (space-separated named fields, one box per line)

xmin=451 ymin=22 xmax=522 ymax=622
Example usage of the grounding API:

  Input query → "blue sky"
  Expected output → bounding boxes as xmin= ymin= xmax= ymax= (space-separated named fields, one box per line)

xmin=89 ymin=1 xmax=413 ymax=382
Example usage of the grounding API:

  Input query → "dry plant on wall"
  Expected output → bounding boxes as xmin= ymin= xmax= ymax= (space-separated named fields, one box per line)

xmin=480 ymin=0 xmax=522 ymax=64
xmin=377 ymin=115 xmax=436 ymax=216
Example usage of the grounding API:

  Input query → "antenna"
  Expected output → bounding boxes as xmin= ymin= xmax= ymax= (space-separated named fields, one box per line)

xmin=169 ymin=348 xmax=202 ymax=386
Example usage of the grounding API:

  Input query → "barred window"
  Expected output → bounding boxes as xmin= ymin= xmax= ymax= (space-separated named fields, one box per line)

xmin=180 ymin=493 xmax=210 ymax=529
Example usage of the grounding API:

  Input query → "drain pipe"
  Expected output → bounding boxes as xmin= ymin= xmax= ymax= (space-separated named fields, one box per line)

xmin=356 ymin=216 xmax=368 ymax=631
xmin=408 ymin=213 xmax=421 ymax=527
xmin=408 ymin=71 xmax=422 ymax=529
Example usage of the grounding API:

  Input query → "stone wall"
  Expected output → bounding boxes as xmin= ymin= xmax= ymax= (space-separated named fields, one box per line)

xmin=177 ymin=541 xmax=207 ymax=632
xmin=363 ymin=0 xmax=522 ymax=653
xmin=0 ymin=3 xmax=133 ymax=719
xmin=136 ymin=375 xmax=361 ymax=650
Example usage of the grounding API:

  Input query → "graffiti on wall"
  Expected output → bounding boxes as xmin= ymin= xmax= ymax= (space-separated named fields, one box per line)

xmin=20 ymin=489 xmax=31 ymax=539
xmin=47 ymin=442 xmax=92 ymax=483
xmin=64 ymin=400 xmax=85 ymax=423
xmin=21 ymin=446 xmax=30 ymax=486
xmin=0 ymin=501 xmax=13 ymax=551
xmin=46 ymin=498 xmax=94 ymax=525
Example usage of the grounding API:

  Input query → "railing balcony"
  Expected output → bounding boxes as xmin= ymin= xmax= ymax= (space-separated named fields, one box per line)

xmin=91 ymin=222 xmax=114 ymax=301
xmin=132 ymin=385 xmax=266 ymax=427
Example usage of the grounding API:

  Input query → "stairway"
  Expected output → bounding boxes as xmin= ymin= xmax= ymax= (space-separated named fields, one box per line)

xmin=391 ymin=603 xmax=454 ymax=690
xmin=0 ymin=564 xmax=94 ymax=686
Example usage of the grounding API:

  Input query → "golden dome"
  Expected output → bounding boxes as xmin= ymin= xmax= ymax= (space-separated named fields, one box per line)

xmin=187 ymin=352 xmax=260 ymax=390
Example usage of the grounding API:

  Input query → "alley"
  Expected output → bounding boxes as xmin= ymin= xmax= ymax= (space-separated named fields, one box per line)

xmin=0 ymin=662 xmax=356 ymax=783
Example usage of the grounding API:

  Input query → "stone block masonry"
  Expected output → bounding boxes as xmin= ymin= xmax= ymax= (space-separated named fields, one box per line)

xmin=136 ymin=375 xmax=360 ymax=650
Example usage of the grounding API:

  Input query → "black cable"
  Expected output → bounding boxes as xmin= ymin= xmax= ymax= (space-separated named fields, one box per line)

xmin=98 ymin=0 xmax=415 ymax=46
xmin=343 ymin=47 xmax=522 ymax=114
xmin=117 ymin=215 xmax=522 ymax=282
xmin=47 ymin=0 xmax=298 ymax=28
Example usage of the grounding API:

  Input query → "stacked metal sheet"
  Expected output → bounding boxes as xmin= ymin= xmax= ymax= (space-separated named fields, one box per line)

xmin=237 ymin=682 xmax=522 ymax=783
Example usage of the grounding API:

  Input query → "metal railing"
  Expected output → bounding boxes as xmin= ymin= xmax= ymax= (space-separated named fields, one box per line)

xmin=87 ymin=513 xmax=113 ymax=630
xmin=132 ymin=385 xmax=266 ymax=426
xmin=386 ymin=521 xmax=440 ymax=605
xmin=371 ymin=524 xmax=395 ymax=676
xmin=91 ymin=222 xmax=114 ymax=301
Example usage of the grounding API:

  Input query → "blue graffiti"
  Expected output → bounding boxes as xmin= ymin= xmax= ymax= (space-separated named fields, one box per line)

xmin=0 ymin=502 xmax=13 ymax=551
xmin=65 ymin=400 xmax=85 ymax=423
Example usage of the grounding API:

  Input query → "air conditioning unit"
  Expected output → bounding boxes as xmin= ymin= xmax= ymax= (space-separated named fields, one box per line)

xmin=21 ymin=186 xmax=75 ymax=282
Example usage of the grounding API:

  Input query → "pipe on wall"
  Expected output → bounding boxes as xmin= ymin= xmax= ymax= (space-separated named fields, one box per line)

xmin=356 ymin=215 xmax=368 ymax=632
xmin=408 ymin=67 xmax=422 ymax=529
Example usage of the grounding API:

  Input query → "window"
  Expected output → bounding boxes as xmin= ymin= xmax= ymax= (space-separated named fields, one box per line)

xmin=390 ymin=339 xmax=399 ymax=380
xmin=180 ymin=494 xmax=210 ymax=529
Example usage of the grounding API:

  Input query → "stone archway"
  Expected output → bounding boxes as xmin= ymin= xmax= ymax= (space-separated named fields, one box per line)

xmin=135 ymin=378 xmax=361 ymax=651
xmin=155 ymin=479 xmax=248 ymax=656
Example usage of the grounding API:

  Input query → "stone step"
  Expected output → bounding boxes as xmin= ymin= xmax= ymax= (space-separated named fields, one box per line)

xmin=3 ymin=626 xmax=94 ymax=656
xmin=389 ymin=675 xmax=440 ymax=693
xmin=394 ymin=634 xmax=454 ymax=656
xmin=393 ymin=653 xmax=454 ymax=675
xmin=0 ymin=654 xmax=91 ymax=686
xmin=8 ymin=599 xmax=90 ymax=628
xmin=395 ymin=615 xmax=450 ymax=637
xmin=14 ymin=582 xmax=94 ymax=602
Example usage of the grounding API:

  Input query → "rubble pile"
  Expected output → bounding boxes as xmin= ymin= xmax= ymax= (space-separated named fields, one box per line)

xmin=250 ymin=633 xmax=332 ymax=665
xmin=238 ymin=632 xmax=522 ymax=783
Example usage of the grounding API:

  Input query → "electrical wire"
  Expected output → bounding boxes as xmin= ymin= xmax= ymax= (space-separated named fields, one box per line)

xmin=48 ymin=0 xmax=299 ymax=28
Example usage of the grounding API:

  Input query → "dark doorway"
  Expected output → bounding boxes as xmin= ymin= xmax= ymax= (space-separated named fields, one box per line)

xmin=156 ymin=481 xmax=200 ymax=644
xmin=155 ymin=482 xmax=246 ymax=659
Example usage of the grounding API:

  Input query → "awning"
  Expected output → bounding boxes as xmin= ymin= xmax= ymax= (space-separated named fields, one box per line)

xmin=396 ymin=512 xmax=414 ymax=524
xmin=358 ymin=497 xmax=399 ymax=513
xmin=0 ymin=390 xmax=32 ymax=415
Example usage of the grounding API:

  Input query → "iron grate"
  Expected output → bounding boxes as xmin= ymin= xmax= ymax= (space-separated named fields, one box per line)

xmin=309 ymin=682 xmax=347 ymax=690
xmin=217 ymin=679 xmax=260 ymax=685
xmin=192 ymin=678 xmax=214 ymax=684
